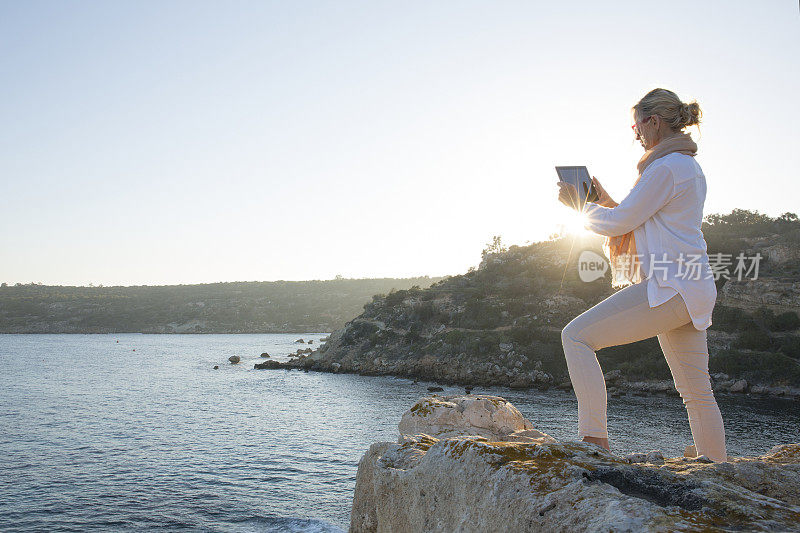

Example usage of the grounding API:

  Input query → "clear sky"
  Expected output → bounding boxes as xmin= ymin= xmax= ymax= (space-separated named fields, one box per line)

xmin=1 ymin=1 xmax=798 ymax=286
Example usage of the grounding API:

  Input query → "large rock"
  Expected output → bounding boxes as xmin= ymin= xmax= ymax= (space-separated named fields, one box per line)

xmin=397 ymin=395 xmax=553 ymax=442
xmin=351 ymin=396 xmax=800 ymax=532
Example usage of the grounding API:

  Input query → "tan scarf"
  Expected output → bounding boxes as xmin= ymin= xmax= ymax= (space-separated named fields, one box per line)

xmin=604 ymin=131 xmax=698 ymax=288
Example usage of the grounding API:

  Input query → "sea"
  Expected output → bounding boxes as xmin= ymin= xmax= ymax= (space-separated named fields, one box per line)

xmin=1 ymin=333 xmax=797 ymax=532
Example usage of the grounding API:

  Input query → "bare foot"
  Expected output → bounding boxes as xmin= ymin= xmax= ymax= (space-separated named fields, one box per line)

xmin=582 ymin=436 xmax=611 ymax=452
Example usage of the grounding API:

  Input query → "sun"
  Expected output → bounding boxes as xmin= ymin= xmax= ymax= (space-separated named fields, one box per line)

xmin=563 ymin=209 xmax=593 ymax=236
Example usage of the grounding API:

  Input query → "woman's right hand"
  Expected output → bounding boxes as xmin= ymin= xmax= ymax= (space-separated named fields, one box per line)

xmin=557 ymin=181 xmax=580 ymax=210
xmin=591 ymin=176 xmax=618 ymax=208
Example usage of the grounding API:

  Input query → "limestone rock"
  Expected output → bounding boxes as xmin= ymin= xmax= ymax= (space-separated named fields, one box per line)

xmin=397 ymin=395 xmax=556 ymax=444
xmin=351 ymin=396 xmax=800 ymax=532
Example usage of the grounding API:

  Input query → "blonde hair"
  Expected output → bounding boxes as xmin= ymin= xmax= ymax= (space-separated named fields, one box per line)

xmin=633 ymin=88 xmax=701 ymax=132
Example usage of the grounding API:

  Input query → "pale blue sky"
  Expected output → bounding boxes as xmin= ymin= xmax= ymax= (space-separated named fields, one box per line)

xmin=1 ymin=1 xmax=798 ymax=286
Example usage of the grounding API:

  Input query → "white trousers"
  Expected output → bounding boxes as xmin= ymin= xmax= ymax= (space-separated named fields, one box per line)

xmin=561 ymin=279 xmax=727 ymax=462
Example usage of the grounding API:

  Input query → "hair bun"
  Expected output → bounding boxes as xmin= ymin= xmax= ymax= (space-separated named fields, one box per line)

xmin=681 ymin=101 xmax=702 ymax=128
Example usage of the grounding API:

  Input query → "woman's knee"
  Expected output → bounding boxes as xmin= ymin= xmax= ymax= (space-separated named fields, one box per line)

xmin=562 ymin=319 xmax=595 ymax=352
xmin=675 ymin=378 xmax=716 ymax=405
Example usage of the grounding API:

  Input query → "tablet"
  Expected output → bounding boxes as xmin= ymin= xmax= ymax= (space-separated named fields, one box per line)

xmin=556 ymin=165 xmax=593 ymax=210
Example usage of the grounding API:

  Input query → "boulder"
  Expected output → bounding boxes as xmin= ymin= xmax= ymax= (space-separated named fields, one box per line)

xmin=730 ymin=379 xmax=748 ymax=393
xmin=295 ymin=338 xmax=305 ymax=343
xmin=228 ymin=355 xmax=240 ymax=364
xmin=351 ymin=395 xmax=800 ymax=532
xmin=254 ymin=360 xmax=282 ymax=370
xmin=397 ymin=395 xmax=553 ymax=442
xmin=260 ymin=352 xmax=270 ymax=358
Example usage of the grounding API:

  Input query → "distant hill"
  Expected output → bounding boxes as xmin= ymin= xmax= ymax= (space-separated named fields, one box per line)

xmin=0 ymin=277 xmax=444 ymax=333
xmin=287 ymin=210 xmax=800 ymax=391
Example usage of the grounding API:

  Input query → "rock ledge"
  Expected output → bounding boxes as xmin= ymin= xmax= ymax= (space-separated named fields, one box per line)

xmin=350 ymin=395 xmax=800 ymax=532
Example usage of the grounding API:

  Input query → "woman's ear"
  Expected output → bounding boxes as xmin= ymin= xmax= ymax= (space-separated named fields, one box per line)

xmin=652 ymin=115 xmax=662 ymax=131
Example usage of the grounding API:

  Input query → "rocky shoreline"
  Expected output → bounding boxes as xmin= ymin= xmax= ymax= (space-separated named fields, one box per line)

xmin=350 ymin=395 xmax=800 ymax=532
xmin=250 ymin=230 xmax=800 ymax=402
xmin=261 ymin=353 xmax=800 ymax=401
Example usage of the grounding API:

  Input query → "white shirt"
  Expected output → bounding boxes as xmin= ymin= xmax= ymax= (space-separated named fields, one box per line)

xmin=583 ymin=152 xmax=717 ymax=330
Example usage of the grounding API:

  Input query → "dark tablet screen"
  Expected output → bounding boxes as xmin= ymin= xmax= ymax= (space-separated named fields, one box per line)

xmin=556 ymin=166 xmax=592 ymax=209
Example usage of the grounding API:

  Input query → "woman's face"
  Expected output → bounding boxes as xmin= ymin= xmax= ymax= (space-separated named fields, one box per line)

xmin=632 ymin=111 xmax=658 ymax=150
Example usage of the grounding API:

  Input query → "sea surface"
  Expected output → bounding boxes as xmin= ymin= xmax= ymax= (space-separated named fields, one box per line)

xmin=1 ymin=334 xmax=797 ymax=532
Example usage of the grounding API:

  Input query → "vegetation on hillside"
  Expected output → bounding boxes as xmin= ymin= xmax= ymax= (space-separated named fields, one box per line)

xmin=311 ymin=210 xmax=800 ymax=387
xmin=0 ymin=277 xmax=442 ymax=333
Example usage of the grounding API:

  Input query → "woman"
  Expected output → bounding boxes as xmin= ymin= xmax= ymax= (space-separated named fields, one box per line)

xmin=556 ymin=88 xmax=727 ymax=462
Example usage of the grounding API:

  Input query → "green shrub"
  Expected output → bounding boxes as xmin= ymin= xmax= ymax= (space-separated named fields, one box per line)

xmin=733 ymin=328 xmax=773 ymax=350
xmin=778 ymin=336 xmax=800 ymax=360
xmin=711 ymin=305 xmax=752 ymax=332
xmin=342 ymin=321 xmax=379 ymax=345
xmin=384 ymin=289 xmax=409 ymax=307
xmin=711 ymin=349 xmax=800 ymax=385
xmin=443 ymin=330 xmax=469 ymax=345
xmin=509 ymin=326 xmax=537 ymax=345
xmin=771 ymin=312 xmax=800 ymax=332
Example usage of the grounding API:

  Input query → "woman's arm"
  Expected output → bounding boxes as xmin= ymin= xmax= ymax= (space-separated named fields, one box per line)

xmin=583 ymin=162 xmax=675 ymax=237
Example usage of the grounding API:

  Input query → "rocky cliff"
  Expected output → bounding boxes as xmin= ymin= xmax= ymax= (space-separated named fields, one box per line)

xmin=278 ymin=211 xmax=800 ymax=397
xmin=350 ymin=395 xmax=800 ymax=532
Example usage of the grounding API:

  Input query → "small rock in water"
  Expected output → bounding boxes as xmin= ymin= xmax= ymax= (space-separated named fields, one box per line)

xmin=260 ymin=352 xmax=270 ymax=358
xmin=254 ymin=360 xmax=282 ymax=370
xmin=295 ymin=338 xmax=305 ymax=343
xmin=464 ymin=387 xmax=473 ymax=395
xmin=213 ymin=365 xmax=219 ymax=370
xmin=308 ymin=340 xmax=313 ymax=344
xmin=427 ymin=386 xmax=444 ymax=392
xmin=228 ymin=355 xmax=240 ymax=364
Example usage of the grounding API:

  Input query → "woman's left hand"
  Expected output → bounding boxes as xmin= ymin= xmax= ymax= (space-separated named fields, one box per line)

xmin=557 ymin=181 xmax=580 ymax=210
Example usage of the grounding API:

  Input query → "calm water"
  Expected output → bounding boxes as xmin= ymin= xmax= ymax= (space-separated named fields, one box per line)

xmin=1 ymin=334 xmax=797 ymax=532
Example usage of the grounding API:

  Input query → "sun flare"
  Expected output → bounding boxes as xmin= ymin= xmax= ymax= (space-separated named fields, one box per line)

xmin=563 ymin=210 xmax=593 ymax=236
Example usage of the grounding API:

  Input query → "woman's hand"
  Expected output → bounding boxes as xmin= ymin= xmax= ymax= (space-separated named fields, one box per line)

xmin=557 ymin=181 xmax=580 ymax=210
xmin=591 ymin=176 xmax=618 ymax=208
